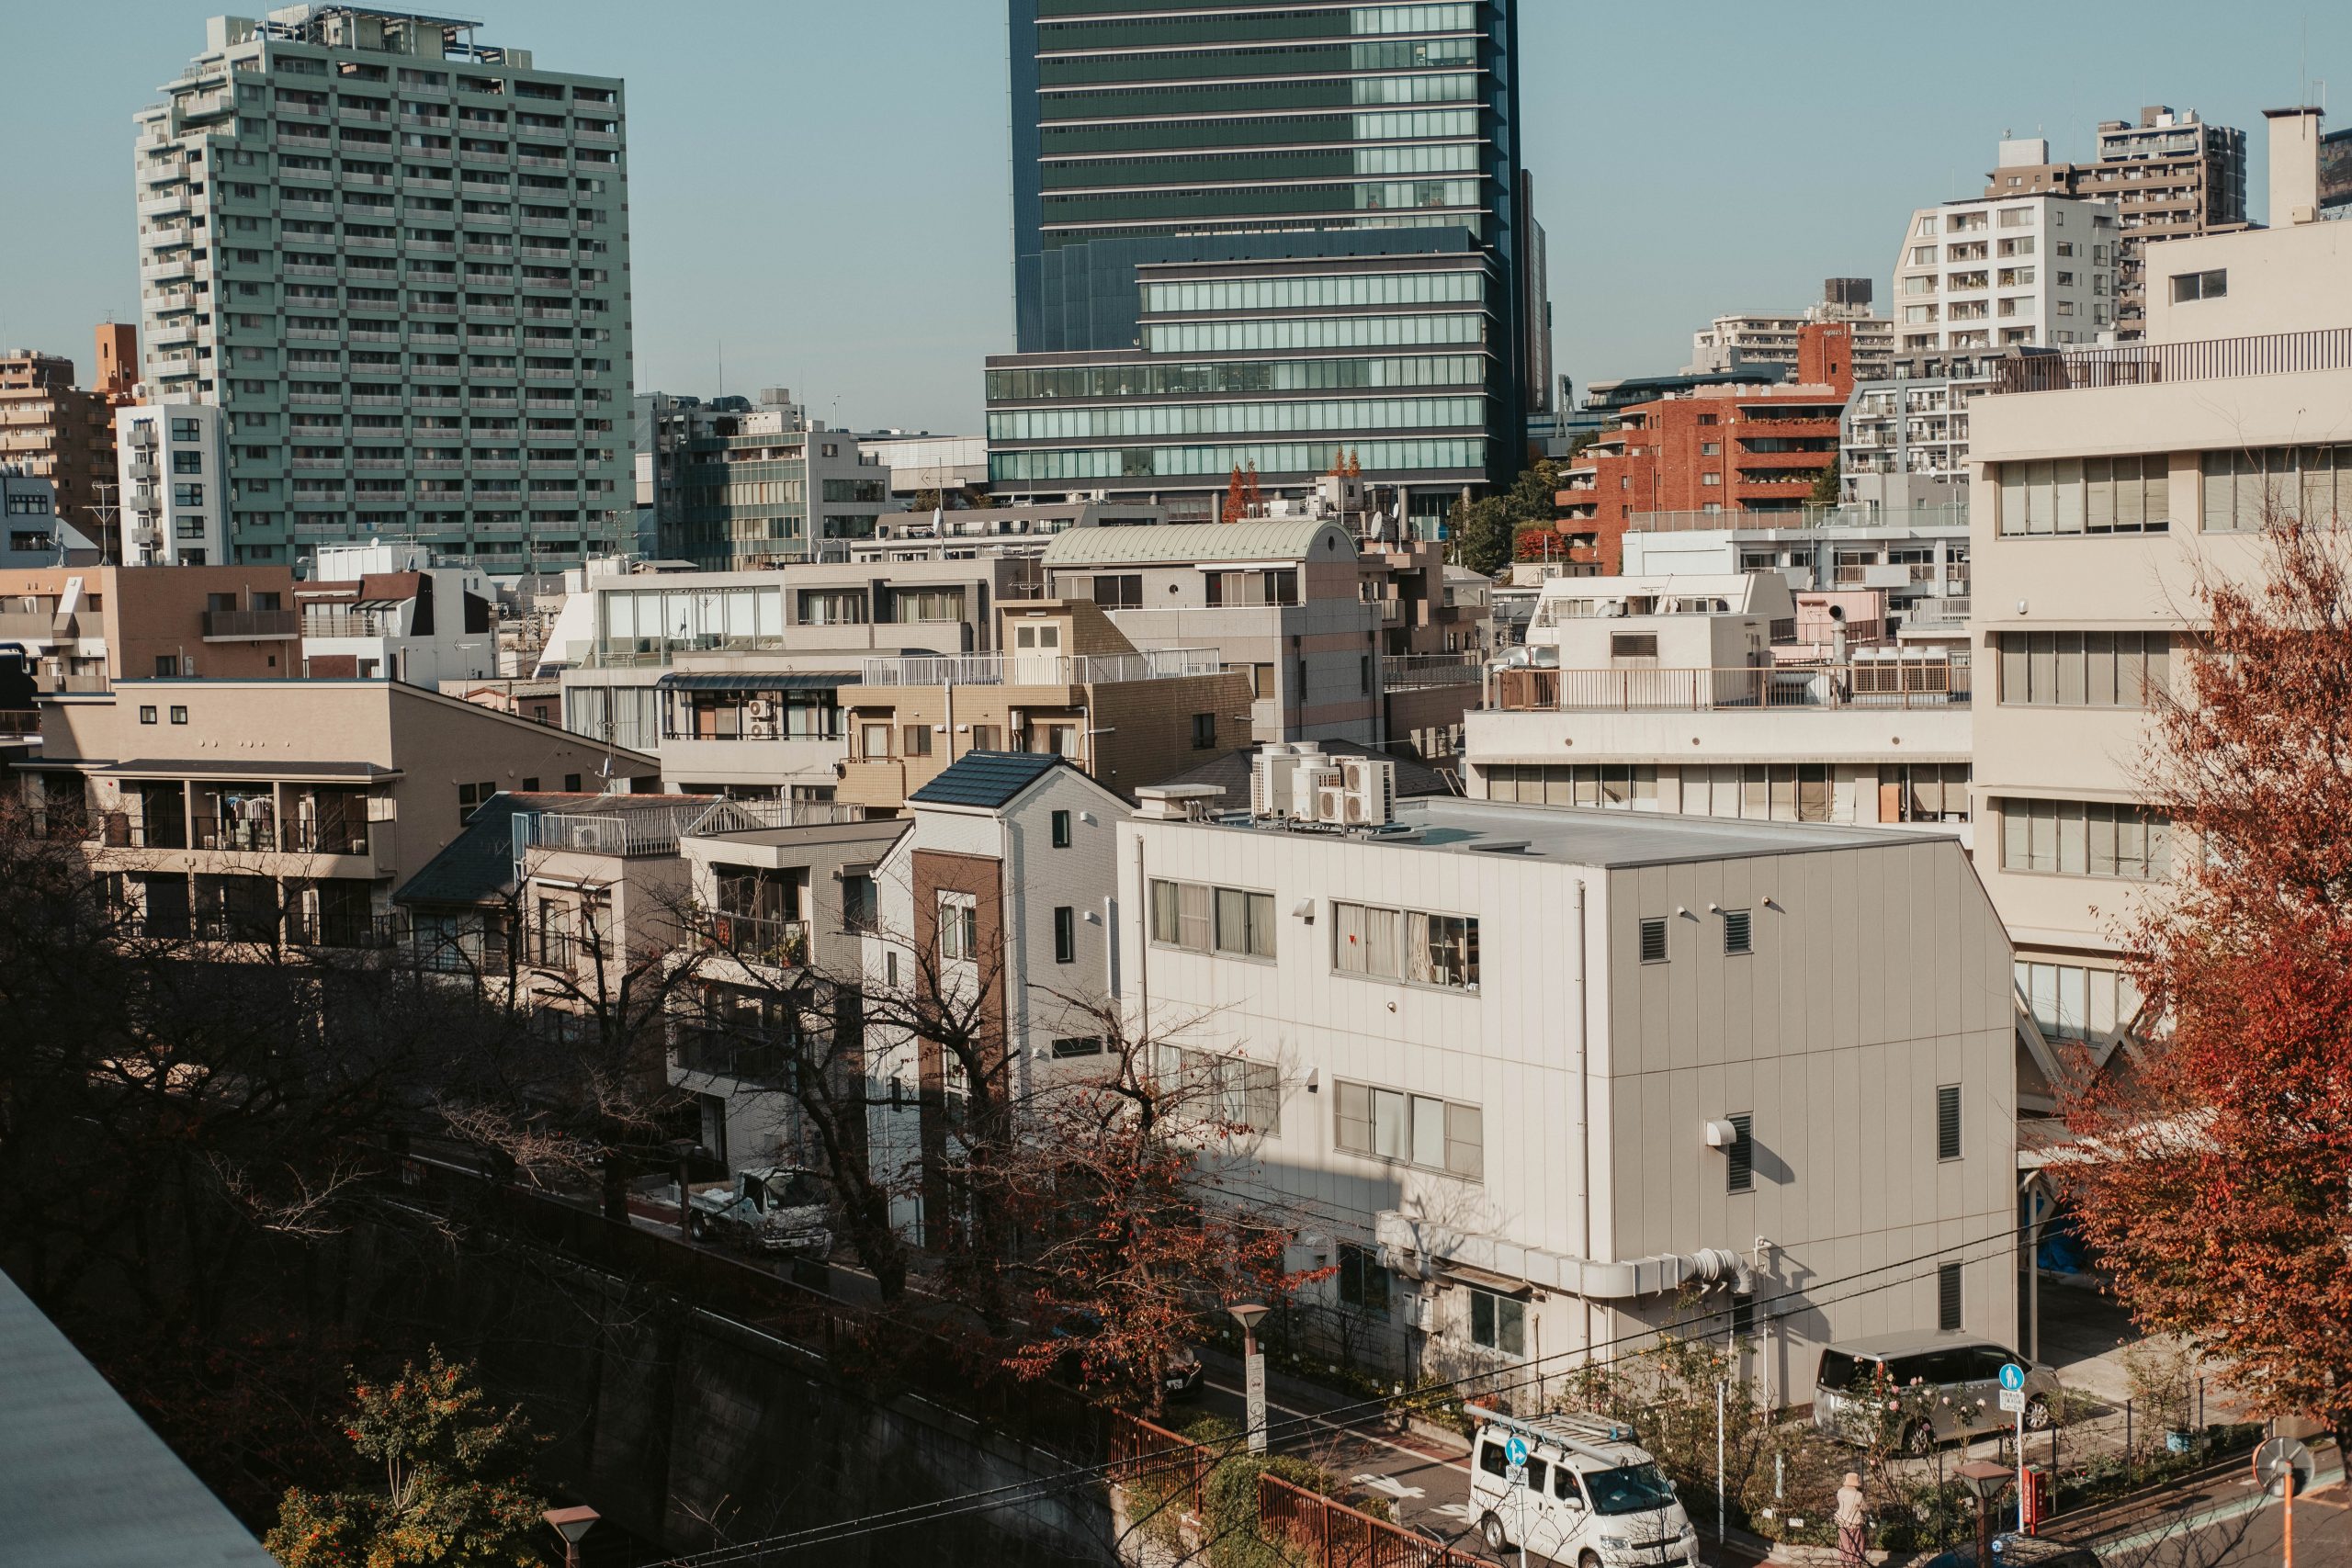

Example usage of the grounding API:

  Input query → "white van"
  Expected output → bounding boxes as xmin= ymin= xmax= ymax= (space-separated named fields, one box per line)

xmin=1465 ymin=1406 xmax=1700 ymax=1567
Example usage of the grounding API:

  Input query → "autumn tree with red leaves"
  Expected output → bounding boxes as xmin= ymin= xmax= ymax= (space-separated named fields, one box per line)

xmin=1221 ymin=465 xmax=1248 ymax=524
xmin=2055 ymin=518 xmax=2352 ymax=1448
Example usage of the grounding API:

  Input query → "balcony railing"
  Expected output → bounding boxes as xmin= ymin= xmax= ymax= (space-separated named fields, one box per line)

xmin=1382 ymin=653 xmax=1482 ymax=692
xmin=858 ymin=647 xmax=1223 ymax=687
xmin=202 ymin=608 xmax=300 ymax=639
xmin=1491 ymin=661 xmax=1973 ymax=713
xmin=289 ymin=910 xmax=402 ymax=949
xmin=35 ymin=672 xmax=111 ymax=695
xmin=193 ymin=814 xmax=280 ymax=852
xmin=1625 ymin=504 xmax=1970 ymax=535
xmin=695 ymin=910 xmax=809 ymax=969
xmin=1990 ymin=328 xmax=2352 ymax=394
xmin=672 ymin=1026 xmax=795 ymax=1085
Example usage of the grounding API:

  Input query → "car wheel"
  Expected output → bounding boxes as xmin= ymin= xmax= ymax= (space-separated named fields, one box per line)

xmin=1905 ymin=1419 xmax=1936 ymax=1457
xmin=1579 ymin=1552 xmax=1603 ymax=1568
xmin=1479 ymin=1511 xmax=1510 ymax=1552
xmin=2024 ymin=1394 xmax=2054 ymax=1432
xmin=687 ymin=1213 xmax=707 ymax=1241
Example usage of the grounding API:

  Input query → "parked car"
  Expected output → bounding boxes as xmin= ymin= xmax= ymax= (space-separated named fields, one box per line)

xmin=1925 ymin=1534 xmax=2104 ymax=1567
xmin=1465 ymin=1405 xmax=1700 ymax=1566
xmin=1045 ymin=1311 xmax=1204 ymax=1401
xmin=1814 ymin=1331 xmax=2061 ymax=1453
xmin=684 ymin=1166 xmax=832 ymax=1258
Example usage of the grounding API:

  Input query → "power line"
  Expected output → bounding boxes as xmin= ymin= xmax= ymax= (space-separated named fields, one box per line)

xmin=649 ymin=1216 xmax=2038 ymax=1565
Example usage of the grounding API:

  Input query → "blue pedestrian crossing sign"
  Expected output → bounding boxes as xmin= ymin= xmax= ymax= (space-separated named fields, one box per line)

xmin=1504 ymin=1435 xmax=1530 ymax=1467
xmin=1998 ymin=1363 xmax=2027 ymax=1393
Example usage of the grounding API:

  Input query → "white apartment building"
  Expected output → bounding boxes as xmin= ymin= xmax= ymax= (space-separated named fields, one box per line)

xmin=1892 ymin=195 xmax=2118 ymax=355
xmin=296 ymin=541 xmax=496 ymax=685
xmin=116 ymin=400 xmax=227 ymax=566
xmin=1687 ymin=281 xmax=1894 ymax=383
xmin=1966 ymin=107 xmax=2352 ymax=1111
xmin=1462 ymin=573 xmax=1973 ymax=845
xmin=1118 ymin=769 xmax=2017 ymax=1398
xmin=1839 ymin=351 xmax=2005 ymax=513
xmin=1619 ymin=510 xmax=1970 ymax=638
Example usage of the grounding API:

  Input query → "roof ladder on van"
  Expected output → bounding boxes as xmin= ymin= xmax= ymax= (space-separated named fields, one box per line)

xmin=1464 ymin=1404 xmax=1642 ymax=1466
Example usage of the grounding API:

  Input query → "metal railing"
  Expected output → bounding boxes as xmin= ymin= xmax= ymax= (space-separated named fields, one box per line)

xmin=1382 ymin=653 xmax=1482 ymax=691
xmin=302 ymin=611 xmax=402 ymax=638
xmin=858 ymin=647 xmax=1223 ymax=687
xmin=1492 ymin=661 xmax=1972 ymax=712
xmin=1991 ymin=328 xmax=2352 ymax=394
xmin=695 ymin=910 xmax=808 ymax=968
xmin=36 ymin=672 xmax=112 ymax=695
xmin=1625 ymin=503 xmax=1970 ymax=535
xmin=289 ymin=910 xmax=401 ymax=950
xmin=193 ymin=814 xmax=280 ymax=852
xmin=663 ymin=716 xmax=846 ymax=743
xmin=514 ymin=805 xmax=701 ymax=859
xmin=202 ymin=608 xmax=299 ymax=638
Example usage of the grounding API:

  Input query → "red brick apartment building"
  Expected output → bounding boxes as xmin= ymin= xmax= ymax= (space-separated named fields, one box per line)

xmin=1558 ymin=321 xmax=1857 ymax=571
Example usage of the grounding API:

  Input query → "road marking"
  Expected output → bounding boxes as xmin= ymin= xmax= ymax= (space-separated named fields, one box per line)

xmin=1430 ymin=1501 xmax=1482 ymax=1524
xmin=1201 ymin=1378 xmax=1472 ymax=1472
xmin=2096 ymin=1468 xmax=2343 ymax=1554
xmin=1353 ymin=1473 xmax=1427 ymax=1502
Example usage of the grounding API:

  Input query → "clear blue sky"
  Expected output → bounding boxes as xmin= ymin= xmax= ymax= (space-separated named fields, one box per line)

xmin=2 ymin=1 xmax=2344 ymax=434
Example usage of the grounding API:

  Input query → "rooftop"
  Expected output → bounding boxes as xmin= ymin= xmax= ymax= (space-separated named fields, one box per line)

xmin=1040 ymin=518 xmax=1347 ymax=567
xmin=1183 ymin=795 xmax=1939 ymax=870
xmin=908 ymin=749 xmax=1074 ymax=809
xmin=1159 ymin=740 xmax=1453 ymax=802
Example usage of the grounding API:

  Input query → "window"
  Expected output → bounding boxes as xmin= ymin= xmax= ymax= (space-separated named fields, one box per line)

xmin=1050 ymin=808 xmax=1072 ymax=848
xmin=1891 ymin=762 xmax=1972 ymax=824
xmin=1995 ymin=631 xmax=2171 ymax=707
xmin=155 ymin=655 xmax=178 ymax=677
xmin=1468 ymin=1288 xmax=1525 ymax=1356
xmin=1337 ymin=1243 xmax=1390 ymax=1316
xmin=2016 ymin=960 xmax=2142 ymax=1043
xmin=1091 ymin=573 xmax=1142 ymax=609
xmin=1332 ymin=900 xmax=1478 ymax=989
xmin=901 ymin=722 xmax=933 ymax=758
xmin=937 ymin=891 xmax=978 ymax=961
xmin=1700 ymin=471 xmax=1722 ymax=486
xmin=1214 ymin=886 xmax=1277 ymax=959
xmin=1053 ymin=905 xmax=1076 ymax=964
xmin=1610 ymin=633 xmax=1657 ymax=660
xmin=1639 ymin=916 xmax=1668 ymax=964
xmin=139 ymin=705 xmax=158 ymax=725
xmin=1334 ymin=1079 xmax=1483 ymax=1179
xmin=1191 ymin=711 xmax=1216 ymax=750
xmin=521 ymin=777 xmax=539 ymax=792
xmin=1148 ymin=876 xmax=1213 ymax=952
xmin=1937 ymin=1262 xmax=1963 ymax=1332
xmin=842 ymin=872 xmax=877 ymax=932
xmin=1157 ymin=1044 xmax=1279 ymax=1133
xmin=564 ymin=773 xmax=582 ymax=792
xmin=2170 ymin=268 xmax=2226 ymax=302
xmin=1050 ymin=1035 xmax=1102 ymax=1059
xmin=1997 ymin=797 xmax=2172 ymax=879
xmin=457 ymin=779 xmax=494 ymax=822
xmin=1996 ymin=455 xmax=2170 ymax=536
xmin=1723 ymin=909 xmax=1752 ymax=955
xmin=1937 ymin=1085 xmax=1962 ymax=1161
xmin=170 ymin=705 xmax=189 ymax=725
xmin=969 ymin=724 xmax=1000 ymax=752
xmin=2201 ymin=446 xmax=2352 ymax=532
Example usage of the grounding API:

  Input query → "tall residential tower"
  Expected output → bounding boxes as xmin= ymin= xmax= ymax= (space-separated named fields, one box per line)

xmin=989 ymin=0 xmax=1544 ymax=529
xmin=133 ymin=7 xmax=631 ymax=570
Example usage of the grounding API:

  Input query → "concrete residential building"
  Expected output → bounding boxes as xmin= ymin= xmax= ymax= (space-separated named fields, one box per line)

xmin=295 ymin=541 xmax=497 ymax=684
xmin=1838 ymin=349 xmax=2006 ymax=514
xmin=854 ymin=502 xmax=1163 ymax=561
xmin=0 ymin=351 xmax=116 ymax=551
xmin=839 ymin=599 xmax=1250 ymax=814
xmin=116 ymin=400 xmax=229 ymax=566
xmin=1040 ymin=519 xmax=1382 ymax=744
xmin=1965 ymin=107 xmax=2352 ymax=1113
xmin=16 ymin=676 xmax=657 ymax=948
xmin=1983 ymin=111 xmax=2250 ymax=336
xmin=990 ymin=1 xmax=1544 ymax=523
xmin=0 ymin=471 xmax=101 ymax=568
xmin=861 ymin=750 xmax=1132 ymax=1240
xmin=1560 ymin=323 xmax=1857 ymax=573
xmin=1686 ymin=279 xmax=1894 ymax=381
xmin=0 ymin=563 xmax=300 ymax=700
xmin=1892 ymin=192 xmax=2118 ymax=355
xmin=1619 ymin=504 xmax=1971 ymax=640
xmin=1118 ymin=774 xmax=2016 ymax=1394
xmin=135 ymin=7 xmax=631 ymax=567
xmin=1463 ymin=573 xmax=1973 ymax=844
xmin=638 ymin=389 xmax=892 ymax=570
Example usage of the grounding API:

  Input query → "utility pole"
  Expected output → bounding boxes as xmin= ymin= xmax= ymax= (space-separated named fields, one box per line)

xmin=85 ymin=480 xmax=120 ymax=565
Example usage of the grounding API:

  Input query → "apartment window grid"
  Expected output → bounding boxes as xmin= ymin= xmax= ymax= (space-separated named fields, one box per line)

xmin=1997 ymin=796 xmax=2173 ymax=880
xmin=2201 ymin=446 xmax=2352 ymax=532
xmin=1996 ymin=455 xmax=2170 ymax=536
xmin=1996 ymin=631 xmax=2171 ymax=708
xmin=1148 ymin=877 xmax=1275 ymax=960
xmin=1155 ymin=1043 xmax=1279 ymax=1134
xmin=937 ymin=891 xmax=979 ymax=962
xmin=1331 ymin=899 xmax=1477 ymax=989
xmin=1334 ymin=1078 xmax=1483 ymax=1181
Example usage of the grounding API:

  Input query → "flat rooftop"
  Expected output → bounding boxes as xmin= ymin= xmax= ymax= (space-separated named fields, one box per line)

xmin=1194 ymin=796 xmax=1944 ymax=869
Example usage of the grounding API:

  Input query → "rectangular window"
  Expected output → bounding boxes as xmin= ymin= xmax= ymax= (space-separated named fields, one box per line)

xmin=1938 ymin=1261 xmax=1963 ymax=1331
xmin=1997 ymin=454 xmax=2169 ymax=536
xmin=1053 ymin=905 xmax=1076 ymax=964
xmin=1725 ymin=1112 xmax=1754 ymax=1193
xmin=1159 ymin=1044 xmax=1279 ymax=1134
xmin=1337 ymin=1242 xmax=1390 ymax=1316
xmin=139 ymin=705 xmax=158 ymax=725
xmin=1937 ymin=1084 xmax=1962 ymax=1161
xmin=1468 ymin=1288 xmax=1525 ymax=1357
xmin=457 ymin=779 xmax=493 ymax=821
xmin=1723 ymin=909 xmax=1752 ymax=954
xmin=1090 ymin=573 xmax=1141 ymax=609
xmin=1214 ymin=886 xmax=1276 ymax=959
xmin=2170 ymin=268 xmax=2226 ymax=302
xmin=1050 ymin=1035 xmax=1102 ymax=1059
xmin=901 ymin=723 xmax=933 ymax=758
xmin=1639 ymin=916 xmax=1668 ymax=963
xmin=2202 ymin=446 xmax=2352 ymax=532
xmin=1995 ymin=631 xmax=2171 ymax=706
xmin=1191 ymin=711 xmax=1216 ymax=750
xmin=1333 ymin=1079 xmax=1482 ymax=1180
xmin=1996 ymin=797 xmax=2171 ymax=879
xmin=1332 ymin=900 xmax=1474 ymax=989
xmin=937 ymin=891 xmax=978 ymax=961
xmin=1050 ymin=808 xmax=1072 ymax=848
xmin=842 ymin=872 xmax=877 ymax=932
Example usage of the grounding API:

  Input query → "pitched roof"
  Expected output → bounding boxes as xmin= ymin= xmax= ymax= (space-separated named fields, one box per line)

xmin=392 ymin=793 xmax=526 ymax=907
xmin=1158 ymin=742 xmax=1455 ymax=803
xmin=907 ymin=750 xmax=1072 ymax=810
xmin=1040 ymin=518 xmax=1349 ymax=568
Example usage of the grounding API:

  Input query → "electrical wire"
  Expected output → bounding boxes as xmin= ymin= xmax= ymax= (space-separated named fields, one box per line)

xmin=648 ymin=1214 xmax=2040 ymax=1565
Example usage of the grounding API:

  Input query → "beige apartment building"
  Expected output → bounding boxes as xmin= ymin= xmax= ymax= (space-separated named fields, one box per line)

xmin=0 ymin=350 xmax=116 ymax=544
xmin=839 ymin=599 xmax=1250 ymax=813
xmin=0 ymin=563 xmax=300 ymax=697
xmin=19 ymin=678 xmax=657 ymax=947
xmin=1967 ymin=107 xmax=2350 ymax=1110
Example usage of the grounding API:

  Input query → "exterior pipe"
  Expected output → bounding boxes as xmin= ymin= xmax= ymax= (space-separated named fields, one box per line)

xmin=1575 ymin=877 xmax=1594 ymax=1365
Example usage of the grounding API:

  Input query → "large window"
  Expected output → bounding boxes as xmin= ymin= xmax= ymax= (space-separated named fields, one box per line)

xmin=1155 ymin=1044 xmax=1279 ymax=1134
xmin=989 ymin=394 xmax=1485 ymax=444
xmin=891 ymin=587 xmax=967 ymax=624
xmin=1331 ymin=900 xmax=1477 ymax=989
xmin=986 ymin=353 xmax=1485 ymax=403
xmin=1997 ymin=797 xmax=2172 ymax=879
xmin=1213 ymin=886 xmax=1276 ymax=958
xmin=797 ymin=588 xmax=867 ymax=625
xmin=1996 ymin=455 xmax=2169 ymax=536
xmin=1337 ymin=1242 xmax=1390 ymax=1316
xmin=1144 ymin=313 xmax=1484 ymax=355
xmin=991 ymin=436 xmax=1486 ymax=483
xmin=1150 ymin=877 xmax=1273 ymax=958
xmin=1141 ymin=270 xmax=1482 ymax=315
xmin=937 ymin=891 xmax=978 ymax=962
xmin=2201 ymin=446 xmax=2352 ymax=532
xmin=1467 ymin=1288 xmax=1524 ymax=1356
xmin=1996 ymin=631 xmax=2171 ymax=707
xmin=1890 ymin=762 xmax=1973 ymax=823
xmin=2017 ymin=960 xmax=2142 ymax=1043
xmin=1334 ymin=1079 xmax=1483 ymax=1179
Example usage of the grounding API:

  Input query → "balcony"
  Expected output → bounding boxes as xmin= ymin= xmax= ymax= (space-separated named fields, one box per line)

xmin=695 ymin=910 xmax=808 ymax=969
xmin=35 ymin=672 xmax=111 ymax=695
xmin=201 ymin=608 xmax=300 ymax=640
xmin=1623 ymin=504 xmax=1970 ymax=536
xmin=289 ymin=910 xmax=401 ymax=950
xmin=1491 ymin=662 xmax=1972 ymax=713
xmin=1991 ymin=327 xmax=2352 ymax=394
xmin=1382 ymin=653 xmax=1481 ymax=693
xmin=858 ymin=648 xmax=1223 ymax=687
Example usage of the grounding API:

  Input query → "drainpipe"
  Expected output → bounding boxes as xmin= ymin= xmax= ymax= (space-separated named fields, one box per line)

xmin=1575 ymin=877 xmax=1594 ymax=1362
xmin=1133 ymin=832 xmax=1149 ymax=1043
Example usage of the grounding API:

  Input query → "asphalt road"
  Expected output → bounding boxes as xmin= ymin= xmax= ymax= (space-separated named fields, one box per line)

xmin=2088 ymin=1469 xmax=2347 ymax=1568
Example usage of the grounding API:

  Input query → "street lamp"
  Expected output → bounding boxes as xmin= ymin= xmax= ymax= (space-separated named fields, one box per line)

xmin=1956 ymin=1460 xmax=2011 ymax=1568
xmin=1228 ymin=1302 xmax=1270 ymax=1455
xmin=543 ymin=1505 xmax=599 ymax=1568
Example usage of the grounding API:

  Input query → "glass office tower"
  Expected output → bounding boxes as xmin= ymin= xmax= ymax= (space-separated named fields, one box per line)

xmin=990 ymin=0 xmax=1544 ymax=527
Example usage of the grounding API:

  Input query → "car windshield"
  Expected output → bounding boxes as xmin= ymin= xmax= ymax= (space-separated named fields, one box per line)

xmin=1585 ymin=1462 xmax=1677 ymax=1517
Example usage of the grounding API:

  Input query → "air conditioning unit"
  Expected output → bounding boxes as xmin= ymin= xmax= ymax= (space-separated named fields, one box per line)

xmin=1317 ymin=784 xmax=1349 ymax=822
xmin=1292 ymin=763 xmax=1341 ymax=819
xmin=1251 ymin=741 xmax=1311 ymax=817
xmin=1336 ymin=756 xmax=1396 ymax=827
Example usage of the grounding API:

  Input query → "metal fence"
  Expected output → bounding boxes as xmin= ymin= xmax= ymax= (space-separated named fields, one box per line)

xmin=1382 ymin=653 xmax=1482 ymax=692
xmin=1625 ymin=503 xmax=1970 ymax=535
xmin=859 ymin=647 xmax=1224 ymax=687
xmin=1259 ymin=1472 xmax=1484 ymax=1568
xmin=1991 ymin=327 xmax=2352 ymax=394
xmin=1493 ymin=662 xmax=1972 ymax=712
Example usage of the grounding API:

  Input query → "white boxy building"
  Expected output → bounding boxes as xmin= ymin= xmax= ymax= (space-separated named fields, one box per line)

xmin=1118 ymin=756 xmax=2017 ymax=1402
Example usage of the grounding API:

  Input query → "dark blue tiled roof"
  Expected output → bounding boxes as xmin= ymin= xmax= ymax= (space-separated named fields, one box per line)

xmin=908 ymin=750 xmax=1069 ymax=809
xmin=392 ymin=794 xmax=526 ymax=908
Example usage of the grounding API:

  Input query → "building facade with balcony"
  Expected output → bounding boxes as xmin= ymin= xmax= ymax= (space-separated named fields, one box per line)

xmin=18 ymin=676 xmax=657 ymax=951
xmin=0 ymin=350 xmax=116 ymax=553
xmin=638 ymin=389 xmax=893 ymax=570
xmin=1964 ymin=107 xmax=2352 ymax=1111
xmin=115 ymin=399 xmax=227 ymax=565
xmin=134 ymin=7 xmax=631 ymax=568
xmin=1116 ymin=782 xmax=2016 ymax=1394
xmin=1890 ymin=190 xmax=2118 ymax=357
xmin=1685 ymin=278 xmax=1894 ymax=381
xmin=294 ymin=540 xmax=496 ymax=684
xmin=1616 ymin=504 xmax=1971 ymax=642
xmin=0 ymin=563 xmax=300 ymax=706
xmin=839 ymin=599 xmax=1252 ymax=814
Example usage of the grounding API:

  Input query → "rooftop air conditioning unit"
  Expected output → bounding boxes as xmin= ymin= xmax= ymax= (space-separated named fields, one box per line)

xmin=1293 ymin=764 xmax=1341 ymax=820
xmin=1336 ymin=756 xmax=1396 ymax=827
xmin=1317 ymin=784 xmax=1350 ymax=823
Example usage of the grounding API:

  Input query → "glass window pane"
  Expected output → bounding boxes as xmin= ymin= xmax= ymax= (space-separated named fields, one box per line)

xmin=2085 ymin=631 xmax=2118 ymax=706
xmin=1373 ymin=1087 xmax=1408 ymax=1159
xmin=2055 ymin=632 xmax=2086 ymax=705
xmin=2054 ymin=458 xmax=2085 ymax=533
xmin=2002 ymin=802 xmax=2029 ymax=868
xmin=1336 ymin=1080 xmax=1372 ymax=1152
xmin=1411 ymin=1095 xmax=1446 ymax=1168
xmin=1446 ymin=1101 xmax=1483 ymax=1179
xmin=2056 ymin=801 xmax=2086 ymax=874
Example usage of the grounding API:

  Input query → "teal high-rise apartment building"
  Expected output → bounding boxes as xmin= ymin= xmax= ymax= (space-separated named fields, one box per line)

xmin=133 ymin=7 xmax=631 ymax=569
xmin=989 ymin=0 xmax=1546 ymax=527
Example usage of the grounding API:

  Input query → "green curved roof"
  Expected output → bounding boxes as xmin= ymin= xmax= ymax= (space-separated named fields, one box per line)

xmin=1041 ymin=519 xmax=1352 ymax=567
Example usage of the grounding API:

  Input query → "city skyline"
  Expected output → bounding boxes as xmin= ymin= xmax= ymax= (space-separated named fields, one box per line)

xmin=0 ymin=0 xmax=2344 ymax=436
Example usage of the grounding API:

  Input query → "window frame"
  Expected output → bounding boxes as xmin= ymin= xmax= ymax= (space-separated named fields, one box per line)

xmin=1333 ymin=1077 xmax=1482 ymax=1181
xmin=1331 ymin=897 xmax=1478 ymax=991
xmin=1049 ymin=807 xmax=1072 ymax=848
xmin=1052 ymin=904 xmax=1076 ymax=964
xmin=936 ymin=890 xmax=978 ymax=963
